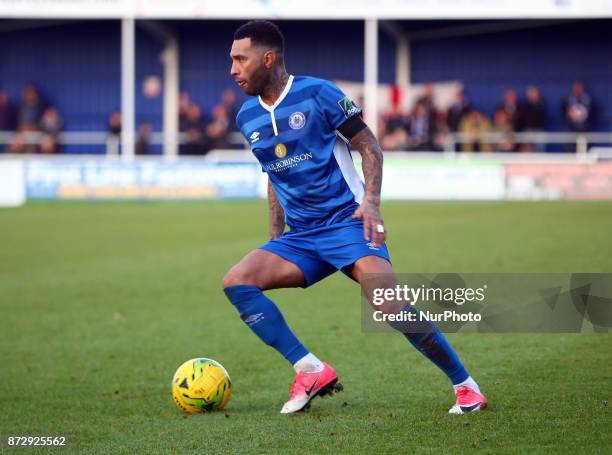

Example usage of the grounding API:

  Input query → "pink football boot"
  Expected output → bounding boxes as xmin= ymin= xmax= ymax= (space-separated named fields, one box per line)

xmin=280 ymin=363 xmax=343 ymax=414
xmin=449 ymin=385 xmax=488 ymax=414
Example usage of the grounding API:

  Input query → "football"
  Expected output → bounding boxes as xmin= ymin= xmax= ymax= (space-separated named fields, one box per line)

xmin=171 ymin=358 xmax=232 ymax=413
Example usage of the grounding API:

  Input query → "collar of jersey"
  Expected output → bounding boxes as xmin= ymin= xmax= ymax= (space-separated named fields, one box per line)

xmin=258 ymin=74 xmax=294 ymax=112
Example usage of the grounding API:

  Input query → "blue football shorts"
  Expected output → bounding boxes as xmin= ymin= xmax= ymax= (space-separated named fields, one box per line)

xmin=258 ymin=220 xmax=391 ymax=287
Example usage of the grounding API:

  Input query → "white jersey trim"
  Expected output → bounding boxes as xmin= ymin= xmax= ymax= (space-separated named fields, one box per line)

xmin=258 ymin=74 xmax=294 ymax=112
xmin=259 ymin=74 xmax=293 ymax=137
xmin=270 ymin=111 xmax=279 ymax=136
xmin=332 ymin=137 xmax=365 ymax=204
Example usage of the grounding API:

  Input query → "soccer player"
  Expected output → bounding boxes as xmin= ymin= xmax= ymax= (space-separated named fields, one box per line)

xmin=224 ymin=20 xmax=488 ymax=415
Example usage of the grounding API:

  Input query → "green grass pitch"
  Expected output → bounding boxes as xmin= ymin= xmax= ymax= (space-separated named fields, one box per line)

xmin=1 ymin=201 xmax=611 ymax=454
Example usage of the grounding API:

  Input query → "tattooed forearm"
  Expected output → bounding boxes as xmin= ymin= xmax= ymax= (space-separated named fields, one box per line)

xmin=268 ymin=178 xmax=285 ymax=239
xmin=349 ymin=127 xmax=383 ymax=206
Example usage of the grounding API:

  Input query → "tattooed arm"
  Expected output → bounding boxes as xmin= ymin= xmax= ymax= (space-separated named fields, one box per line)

xmin=349 ymin=126 xmax=386 ymax=247
xmin=268 ymin=178 xmax=285 ymax=240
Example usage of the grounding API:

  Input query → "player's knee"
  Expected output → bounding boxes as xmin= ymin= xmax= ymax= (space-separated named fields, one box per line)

xmin=222 ymin=266 xmax=259 ymax=289
xmin=221 ymin=270 xmax=240 ymax=289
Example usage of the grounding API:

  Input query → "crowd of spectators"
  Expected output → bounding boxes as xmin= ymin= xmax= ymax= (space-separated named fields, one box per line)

xmin=0 ymin=81 xmax=597 ymax=154
xmin=105 ymin=88 xmax=240 ymax=155
xmin=379 ymin=80 xmax=595 ymax=152
xmin=1 ymin=84 xmax=63 ymax=153
xmin=177 ymin=89 xmax=240 ymax=155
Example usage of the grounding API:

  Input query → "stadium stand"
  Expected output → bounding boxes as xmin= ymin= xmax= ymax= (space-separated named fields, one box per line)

xmin=0 ymin=19 xmax=610 ymax=154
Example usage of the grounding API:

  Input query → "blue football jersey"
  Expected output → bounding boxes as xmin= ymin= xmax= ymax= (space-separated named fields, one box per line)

xmin=236 ymin=75 xmax=365 ymax=232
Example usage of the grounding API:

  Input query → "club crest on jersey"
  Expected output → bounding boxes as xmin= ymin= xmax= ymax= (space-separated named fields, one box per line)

xmin=274 ymin=143 xmax=287 ymax=158
xmin=288 ymin=112 xmax=306 ymax=130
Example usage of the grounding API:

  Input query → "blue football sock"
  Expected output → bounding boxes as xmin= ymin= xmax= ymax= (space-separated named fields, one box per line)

xmin=391 ymin=304 xmax=469 ymax=385
xmin=224 ymin=285 xmax=309 ymax=365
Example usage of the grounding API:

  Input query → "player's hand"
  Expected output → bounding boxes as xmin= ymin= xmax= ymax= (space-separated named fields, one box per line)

xmin=352 ymin=198 xmax=386 ymax=247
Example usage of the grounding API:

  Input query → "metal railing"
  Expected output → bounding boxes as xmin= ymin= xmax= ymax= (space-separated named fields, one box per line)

xmin=1 ymin=130 xmax=611 ymax=157
xmin=446 ymin=131 xmax=612 ymax=155
xmin=0 ymin=131 xmax=246 ymax=155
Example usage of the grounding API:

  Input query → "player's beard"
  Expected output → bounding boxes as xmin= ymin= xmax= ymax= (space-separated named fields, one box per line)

xmin=245 ymin=67 xmax=271 ymax=97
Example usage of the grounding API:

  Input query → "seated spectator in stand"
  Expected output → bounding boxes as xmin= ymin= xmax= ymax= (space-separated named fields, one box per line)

xmin=518 ymin=85 xmax=545 ymax=152
xmin=39 ymin=107 xmax=63 ymax=153
xmin=18 ymin=84 xmax=46 ymax=132
xmin=446 ymin=88 xmax=471 ymax=132
xmin=495 ymin=89 xmax=520 ymax=131
xmin=108 ymin=111 xmax=122 ymax=137
xmin=5 ymin=131 xmax=37 ymax=153
xmin=179 ymin=92 xmax=192 ymax=130
xmin=433 ymin=109 xmax=450 ymax=151
xmin=458 ymin=109 xmax=492 ymax=152
xmin=135 ymin=122 xmax=152 ymax=155
xmin=221 ymin=89 xmax=239 ymax=132
xmin=562 ymin=81 xmax=594 ymax=132
xmin=406 ymin=102 xmax=437 ymax=151
xmin=385 ymin=108 xmax=407 ymax=134
xmin=180 ymin=104 xmax=209 ymax=155
xmin=0 ymin=91 xmax=14 ymax=131
xmin=492 ymin=109 xmax=516 ymax=152
xmin=206 ymin=104 xmax=231 ymax=150
xmin=40 ymin=107 xmax=62 ymax=135
xmin=40 ymin=134 xmax=58 ymax=154
xmin=107 ymin=111 xmax=122 ymax=154
xmin=380 ymin=123 xmax=409 ymax=151
xmin=379 ymin=101 xmax=409 ymax=151
xmin=416 ymin=82 xmax=436 ymax=122
xmin=5 ymin=133 xmax=25 ymax=153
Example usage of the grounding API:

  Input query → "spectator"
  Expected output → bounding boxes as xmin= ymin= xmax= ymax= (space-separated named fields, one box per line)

xmin=446 ymin=88 xmax=471 ymax=132
xmin=380 ymin=124 xmax=409 ymax=151
xmin=519 ymin=86 xmax=546 ymax=151
xmin=206 ymin=104 xmax=231 ymax=150
xmin=221 ymin=89 xmax=239 ymax=131
xmin=40 ymin=134 xmax=58 ymax=154
xmin=135 ymin=122 xmax=152 ymax=155
xmin=5 ymin=133 xmax=25 ymax=153
xmin=108 ymin=111 xmax=121 ymax=136
xmin=39 ymin=107 xmax=63 ymax=153
xmin=0 ymin=91 xmax=14 ymax=131
xmin=18 ymin=84 xmax=45 ymax=131
xmin=562 ymin=81 xmax=593 ymax=132
xmin=458 ymin=109 xmax=492 ymax=152
xmin=416 ymin=82 xmax=436 ymax=121
xmin=40 ymin=107 xmax=63 ymax=135
xmin=385 ymin=109 xmax=407 ymax=135
xmin=107 ymin=111 xmax=122 ymax=154
xmin=495 ymin=89 xmax=520 ymax=131
xmin=406 ymin=102 xmax=436 ymax=151
xmin=180 ymin=104 xmax=208 ymax=155
xmin=179 ymin=91 xmax=192 ymax=130
xmin=492 ymin=109 xmax=516 ymax=152
xmin=379 ymin=102 xmax=409 ymax=151
xmin=433 ymin=109 xmax=450 ymax=151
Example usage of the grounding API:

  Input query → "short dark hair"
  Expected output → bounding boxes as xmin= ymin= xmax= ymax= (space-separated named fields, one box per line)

xmin=234 ymin=20 xmax=284 ymax=54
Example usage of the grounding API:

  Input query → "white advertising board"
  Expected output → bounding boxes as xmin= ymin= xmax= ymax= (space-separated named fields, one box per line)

xmin=381 ymin=158 xmax=506 ymax=200
xmin=0 ymin=160 xmax=26 ymax=207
